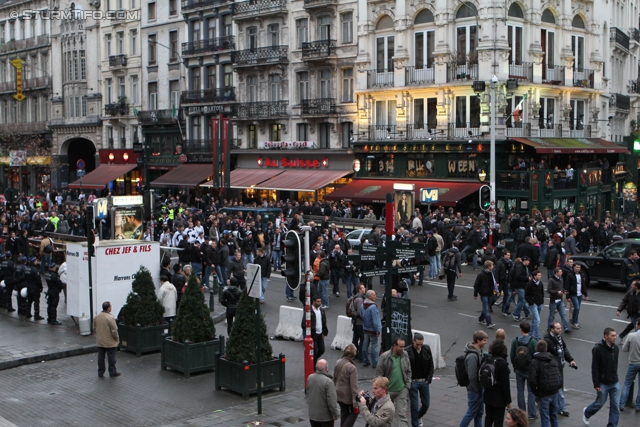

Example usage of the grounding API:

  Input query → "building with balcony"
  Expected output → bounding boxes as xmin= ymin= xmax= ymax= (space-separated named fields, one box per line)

xmin=228 ymin=0 xmax=358 ymax=202
xmin=0 ymin=0 xmax=53 ymax=193
xmin=322 ymin=0 xmax=640 ymax=217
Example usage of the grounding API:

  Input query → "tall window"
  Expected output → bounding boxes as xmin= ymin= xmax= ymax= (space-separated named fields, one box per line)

xmin=223 ymin=64 xmax=233 ymax=87
xmin=206 ymin=18 xmax=216 ymax=39
xmin=298 ymin=71 xmax=309 ymax=102
xmin=455 ymin=96 xmax=481 ymax=127
xmin=318 ymin=123 xmax=330 ymax=148
xmin=247 ymin=27 xmax=258 ymax=50
xmin=106 ymin=78 xmax=113 ymax=103
xmin=570 ymin=99 xmax=585 ymax=130
xmin=169 ymin=0 xmax=178 ymax=16
xmin=191 ymin=116 xmax=201 ymax=140
xmin=539 ymin=98 xmax=555 ymax=129
xmin=297 ymin=19 xmax=308 ymax=48
xmin=79 ymin=51 xmax=85 ymax=79
xmin=148 ymin=82 xmax=157 ymax=109
xmin=319 ymin=70 xmax=331 ymax=98
xmin=131 ymin=30 xmax=137 ymax=55
xmin=0 ymin=24 xmax=5 ymax=44
xmin=413 ymin=98 xmax=437 ymax=128
xmin=148 ymin=35 xmax=156 ymax=65
xmin=81 ymin=96 xmax=87 ymax=117
xmin=268 ymin=24 xmax=279 ymax=46
xmin=376 ymin=100 xmax=397 ymax=125
xmin=73 ymin=51 xmax=78 ymax=80
xmin=571 ymin=34 xmax=585 ymax=71
xmin=170 ymin=80 xmax=180 ymax=107
xmin=456 ymin=26 xmax=477 ymax=63
xmin=131 ymin=75 xmax=139 ymax=105
xmin=297 ymin=123 xmax=309 ymax=141
xmin=507 ymin=25 xmax=523 ymax=65
xmin=119 ymin=76 xmax=125 ymax=97
xmin=376 ymin=36 xmax=394 ymax=70
xmin=169 ymin=31 xmax=178 ymax=62
xmin=341 ymin=122 xmax=353 ymax=148
xmin=106 ymin=34 xmax=112 ymax=57
xmin=318 ymin=17 xmax=331 ymax=41
xmin=223 ymin=14 xmax=232 ymax=36
xmin=148 ymin=2 xmax=156 ymax=20
xmin=191 ymin=67 xmax=201 ymax=91
xmin=248 ymin=76 xmax=258 ymax=102
xmin=117 ymin=32 xmax=124 ymax=54
xmin=192 ymin=21 xmax=200 ymax=42
xmin=414 ymin=31 xmax=435 ymax=69
xmin=207 ymin=65 xmax=216 ymax=89
xmin=341 ymin=13 xmax=353 ymax=44
xmin=342 ymin=68 xmax=353 ymax=102
xmin=270 ymin=75 xmax=281 ymax=102
xmin=270 ymin=124 xmax=281 ymax=141
xmin=248 ymin=125 xmax=257 ymax=148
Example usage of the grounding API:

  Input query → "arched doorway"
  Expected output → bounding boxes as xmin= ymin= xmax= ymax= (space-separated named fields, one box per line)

xmin=57 ymin=137 xmax=97 ymax=189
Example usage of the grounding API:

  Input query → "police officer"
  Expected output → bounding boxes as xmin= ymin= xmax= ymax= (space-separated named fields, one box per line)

xmin=44 ymin=262 xmax=63 ymax=325
xmin=0 ymin=253 xmax=16 ymax=312
xmin=25 ymin=256 xmax=44 ymax=321
xmin=13 ymin=255 xmax=29 ymax=316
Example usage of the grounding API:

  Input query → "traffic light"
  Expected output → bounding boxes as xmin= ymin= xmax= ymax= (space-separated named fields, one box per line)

xmin=479 ymin=185 xmax=491 ymax=211
xmin=282 ymin=230 xmax=302 ymax=290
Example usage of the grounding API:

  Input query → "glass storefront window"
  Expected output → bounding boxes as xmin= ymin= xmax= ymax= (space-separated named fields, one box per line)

xmin=447 ymin=154 xmax=482 ymax=178
xmin=406 ymin=154 xmax=435 ymax=178
xmin=366 ymin=155 xmax=394 ymax=177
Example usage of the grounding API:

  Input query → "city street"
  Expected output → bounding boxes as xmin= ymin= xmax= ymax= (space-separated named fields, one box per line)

xmin=0 ymin=264 xmax=639 ymax=426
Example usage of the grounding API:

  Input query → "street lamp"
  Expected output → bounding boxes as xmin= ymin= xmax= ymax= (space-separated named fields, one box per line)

xmin=490 ymin=74 xmax=498 ymax=205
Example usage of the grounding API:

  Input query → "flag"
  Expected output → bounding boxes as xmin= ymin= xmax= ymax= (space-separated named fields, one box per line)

xmin=133 ymin=107 xmax=138 ymax=116
xmin=512 ymin=93 xmax=527 ymax=122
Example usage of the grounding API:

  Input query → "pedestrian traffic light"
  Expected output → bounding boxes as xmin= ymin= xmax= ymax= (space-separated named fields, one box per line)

xmin=479 ymin=185 xmax=491 ymax=211
xmin=282 ymin=230 xmax=302 ymax=290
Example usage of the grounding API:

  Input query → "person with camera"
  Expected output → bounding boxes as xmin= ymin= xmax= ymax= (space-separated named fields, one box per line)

xmin=357 ymin=377 xmax=395 ymax=427
xmin=544 ymin=322 xmax=576 ymax=417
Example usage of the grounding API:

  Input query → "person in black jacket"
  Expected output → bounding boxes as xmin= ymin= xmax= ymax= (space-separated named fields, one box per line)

xmin=43 ymin=262 xmax=63 ymax=325
xmin=516 ymin=237 xmax=540 ymax=270
xmin=529 ymin=340 xmax=562 ymax=427
xmin=484 ymin=340 xmax=512 ymax=427
xmin=301 ymin=295 xmax=328 ymax=366
xmin=565 ymin=262 xmax=588 ymax=329
xmin=511 ymin=257 xmax=532 ymax=321
xmin=254 ymin=247 xmax=271 ymax=303
xmin=616 ymin=280 xmax=640 ymax=341
xmin=494 ymin=251 xmax=513 ymax=315
xmin=525 ymin=270 xmax=545 ymax=339
xmin=25 ymin=257 xmax=43 ymax=320
xmin=0 ymin=252 xmax=16 ymax=312
xmin=220 ymin=277 xmax=242 ymax=335
xmin=329 ymin=243 xmax=347 ymax=297
xmin=544 ymin=322 xmax=576 ymax=416
xmin=583 ymin=328 xmax=620 ymax=426
xmin=474 ymin=260 xmax=497 ymax=328
xmin=620 ymin=251 xmax=640 ymax=291
xmin=170 ymin=264 xmax=186 ymax=306
xmin=228 ymin=251 xmax=246 ymax=290
xmin=408 ymin=332 xmax=435 ymax=427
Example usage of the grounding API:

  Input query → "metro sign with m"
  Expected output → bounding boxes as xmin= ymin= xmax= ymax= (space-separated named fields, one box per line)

xmin=419 ymin=188 xmax=439 ymax=203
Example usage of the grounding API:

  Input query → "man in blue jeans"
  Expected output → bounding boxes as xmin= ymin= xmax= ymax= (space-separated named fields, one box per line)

xmin=408 ymin=333 xmax=435 ymax=427
xmin=511 ymin=257 xmax=532 ymax=321
xmin=473 ymin=260 xmax=497 ymax=329
xmin=510 ymin=322 xmax=538 ymax=419
xmin=361 ymin=289 xmax=381 ymax=368
xmin=619 ymin=318 xmax=640 ymax=412
xmin=529 ymin=340 xmax=562 ymax=427
xmin=583 ymin=327 xmax=620 ymax=426
xmin=460 ymin=330 xmax=488 ymax=427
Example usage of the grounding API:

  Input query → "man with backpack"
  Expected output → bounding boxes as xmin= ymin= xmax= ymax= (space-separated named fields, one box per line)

xmin=457 ymin=330 xmax=488 ymax=427
xmin=529 ymin=340 xmax=563 ymax=427
xmin=349 ymin=284 xmax=366 ymax=361
xmin=440 ymin=244 xmax=461 ymax=301
xmin=510 ymin=322 xmax=538 ymax=420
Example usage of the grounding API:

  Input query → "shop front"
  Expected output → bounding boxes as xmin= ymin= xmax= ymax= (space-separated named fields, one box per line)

xmin=67 ymin=150 xmax=141 ymax=196
xmin=224 ymin=153 xmax=354 ymax=203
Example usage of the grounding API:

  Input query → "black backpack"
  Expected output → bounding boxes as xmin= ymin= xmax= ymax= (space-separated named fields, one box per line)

xmin=443 ymin=250 xmax=456 ymax=270
xmin=478 ymin=354 xmax=497 ymax=388
xmin=538 ymin=357 xmax=563 ymax=393
xmin=513 ymin=336 xmax=533 ymax=371
xmin=455 ymin=352 xmax=478 ymax=387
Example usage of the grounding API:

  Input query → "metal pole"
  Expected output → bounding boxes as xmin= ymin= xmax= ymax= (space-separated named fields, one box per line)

xmin=490 ymin=76 xmax=497 ymax=205
xmin=256 ymin=297 xmax=262 ymax=414
xmin=490 ymin=78 xmax=497 ymax=204
xmin=87 ymin=227 xmax=93 ymax=333
xmin=301 ymin=226 xmax=313 ymax=389
xmin=383 ymin=193 xmax=394 ymax=352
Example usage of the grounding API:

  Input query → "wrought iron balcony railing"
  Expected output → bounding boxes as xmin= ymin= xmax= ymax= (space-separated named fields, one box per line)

xmin=610 ymin=27 xmax=630 ymax=51
xmin=537 ymin=124 xmax=562 ymax=138
xmin=448 ymin=63 xmax=479 ymax=81
xmin=105 ymin=103 xmax=130 ymax=116
xmin=367 ymin=69 xmax=394 ymax=88
xmin=232 ymin=0 xmax=287 ymax=19
xmin=611 ymin=93 xmax=630 ymax=110
xmin=506 ymin=122 xmax=532 ymax=137
xmin=182 ymin=36 xmax=235 ymax=55
xmin=137 ymin=109 xmax=183 ymax=125
xmin=180 ymin=87 xmax=236 ymax=104
xmin=235 ymin=101 xmax=288 ymax=118
xmin=301 ymin=39 xmax=336 ymax=58
xmin=405 ymin=66 xmax=435 ymax=85
xmin=181 ymin=0 xmax=230 ymax=12
xmin=405 ymin=124 xmax=440 ymax=140
xmin=573 ymin=69 xmax=594 ymax=88
xmin=303 ymin=0 xmax=338 ymax=8
xmin=509 ymin=62 xmax=533 ymax=81
xmin=109 ymin=54 xmax=127 ymax=67
xmin=232 ymin=46 xmax=288 ymax=67
xmin=448 ymin=122 xmax=481 ymax=138
xmin=301 ymin=98 xmax=336 ymax=115
xmin=182 ymin=139 xmax=214 ymax=162
xmin=569 ymin=124 xmax=592 ymax=138
xmin=543 ymin=65 xmax=565 ymax=83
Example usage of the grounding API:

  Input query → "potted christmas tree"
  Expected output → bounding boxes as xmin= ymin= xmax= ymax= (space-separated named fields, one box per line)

xmin=215 ymin=290 xmax=285 ymax=400
xmin=161 ymin=274 xmax=224 ymax=378
xmin=117 ymin=266 xmax=167 ymax=357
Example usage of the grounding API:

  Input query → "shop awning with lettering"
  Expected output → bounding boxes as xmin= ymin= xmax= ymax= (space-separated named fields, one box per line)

xmin=324 ymin=179 xmax=482 ymax=206
xmin=200 ymin=168 xmax=286 ymax=189
xmin=252 ymin=170 xmax=352 ymax=192
xmin=150 ymin=164 xmax=212 ymax=188
xmin=68 ymin=164 xmax=138 ymax=189
xmin=511 ymin=137 xmax=628 ymax=154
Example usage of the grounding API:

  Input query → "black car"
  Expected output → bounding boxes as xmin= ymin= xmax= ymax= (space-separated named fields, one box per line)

xmin=569 ymin=238 xmax=640 ymax=288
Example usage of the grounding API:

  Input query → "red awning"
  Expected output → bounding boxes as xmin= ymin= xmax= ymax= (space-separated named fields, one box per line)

xmin=68 ymin=164 xmax=137 ymax=189
xmin=221 ymin=168 xmax=286 ymax=189
xmin=150 ymin=164 xmax=212 ymax=188
xmin=324 ymin=179 xmax=483 ymax=206
xmin=252 ymin=169 xmax=352 ymax=192
xmin=511 ymin=137 xmax=628 ymax=154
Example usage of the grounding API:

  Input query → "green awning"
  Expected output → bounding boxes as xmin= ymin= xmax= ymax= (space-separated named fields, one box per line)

xmin=511 ymin=137 xmax=628 ymax=154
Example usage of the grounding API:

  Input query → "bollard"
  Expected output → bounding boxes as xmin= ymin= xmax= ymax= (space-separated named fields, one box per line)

xmin=209 ymin=286 xmax=215 ymax=312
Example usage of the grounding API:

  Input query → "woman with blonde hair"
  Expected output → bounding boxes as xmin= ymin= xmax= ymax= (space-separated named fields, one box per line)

xmin=505 ymin=407 xmax=529 ymax=427
xmin=334 ymin=344 xmax=359 ymax=427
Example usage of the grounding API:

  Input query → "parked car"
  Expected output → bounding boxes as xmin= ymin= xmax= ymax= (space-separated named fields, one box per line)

xmin=568 ymin=238 xmax=640 ymax=288
xmin=346 ymin=229 xmax=371 ymax=247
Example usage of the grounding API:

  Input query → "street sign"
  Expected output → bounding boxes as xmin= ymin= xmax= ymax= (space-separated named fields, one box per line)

xmin=358 ymin=268 xmax=390 ymax=278
xmin=352 ymin=245 xmax=387 ymax=254
xmin=246 ymin=264 xmax=262 ymax=299
xmin=76 ymin=159 xmax=86 ymax=169
xmin=419 ymin=188 xmax=439 ymax=203
xmin=347 ymin=253 xmax=388 ymax=262
xmin=77 ymin=169 xmax=86 ymax=177
xmin=386 ymin=240 xmax=426 ymax=258
xmin=94 ymin=198 xmax=109 ymax=219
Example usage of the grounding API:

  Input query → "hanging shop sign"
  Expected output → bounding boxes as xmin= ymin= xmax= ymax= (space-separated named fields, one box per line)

xmin=257 ymin=157 xmax=329 ymax=168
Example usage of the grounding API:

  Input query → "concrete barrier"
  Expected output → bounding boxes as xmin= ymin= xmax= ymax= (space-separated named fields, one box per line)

xmin=412 ymin=329 xmax=446 ymax=369
xmin=331 ymin=315 xmax=353 ymax=351
xmin=274 ymin=305 xmax=303 ymax=342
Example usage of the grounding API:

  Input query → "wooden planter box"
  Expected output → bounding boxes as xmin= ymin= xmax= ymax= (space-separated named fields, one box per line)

xmin=118 ymin=322 xmax=168 ymax=357
xmin=215 ymin=353 xmax=286 ymax=400
xmin=161 ymin=335 xmax=225 ymax=378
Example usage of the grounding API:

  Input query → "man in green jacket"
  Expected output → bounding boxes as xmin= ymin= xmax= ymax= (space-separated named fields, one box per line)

xmin=376 ymin=337 xmax=412 ymax=427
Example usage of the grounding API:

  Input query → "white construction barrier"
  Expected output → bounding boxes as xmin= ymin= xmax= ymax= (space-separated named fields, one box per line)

xmin=412 ymin=329 xmax=446 ymax=369
xmin=274 ymin=305 xmax=303 ymax=342
xmin=331 ymin=315 xmax=353 ymax=351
